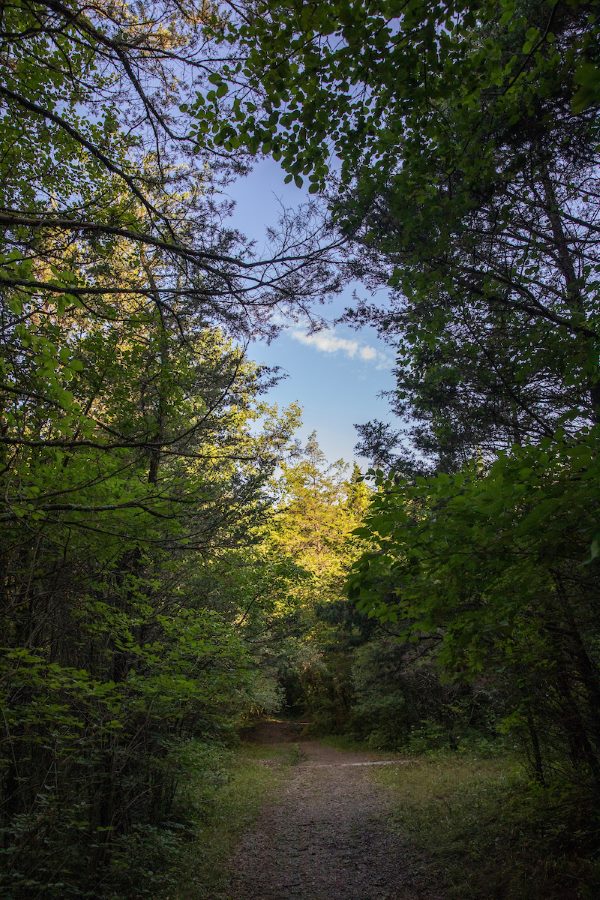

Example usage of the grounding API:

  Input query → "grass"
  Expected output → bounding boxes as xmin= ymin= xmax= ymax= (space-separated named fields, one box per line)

xmin=319 ymin=733 xmax=376 ymax=752
xmin=173 ymin=740 xmax=297 ymax=899
xmin=373 ymin=754 xmax=600 ymax=899
xmin=318 ymin=732 xmax=404 ymax=756
xmin=239 ymin=740 xmax=303 ymax=765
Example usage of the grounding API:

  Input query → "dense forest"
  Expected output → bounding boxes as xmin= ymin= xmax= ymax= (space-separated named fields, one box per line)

xmin=1 ymin=0 xmax=599 ymax=897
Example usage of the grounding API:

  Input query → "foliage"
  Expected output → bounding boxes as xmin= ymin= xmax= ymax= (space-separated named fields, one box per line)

xmin=0 ymin=1 xmax=323 ymax=895
xmin=173 ymin=739 xmax=295 ymax=900
xmin=206 ymin=0 xmax=600 ymax=464
xmin=349 ymin=638 xmax=498 ymax=751
xmin=243 ymin=435 xmax=372 ymax=724
xmin=3 ymin=0 xmax=600 ymax=891
xmin=349 ymin=429 xmax=600 ymax=783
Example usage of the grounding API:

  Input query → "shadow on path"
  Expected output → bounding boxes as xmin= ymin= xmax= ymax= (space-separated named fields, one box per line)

xmin=227 ymin=722 xmax=444 ymax=900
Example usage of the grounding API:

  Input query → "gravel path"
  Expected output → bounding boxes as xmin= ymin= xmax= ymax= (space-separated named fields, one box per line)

xmin=227 ymin=724 xmax=444 ymax=900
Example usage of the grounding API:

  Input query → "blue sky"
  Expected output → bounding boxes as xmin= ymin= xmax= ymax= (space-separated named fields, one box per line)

xmin=227 ymin=158 xmax=397 ymax=465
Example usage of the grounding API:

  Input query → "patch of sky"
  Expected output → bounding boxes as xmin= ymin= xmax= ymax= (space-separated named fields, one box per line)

xmin=226 ymin=157 xmax=397 ymax=465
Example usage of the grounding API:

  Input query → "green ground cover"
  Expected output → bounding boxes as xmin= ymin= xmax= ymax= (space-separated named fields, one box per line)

xmin=374 ymin=754 xmax=600 ymax=899
xmin=173 ymin=741 xmax=297 ymax=899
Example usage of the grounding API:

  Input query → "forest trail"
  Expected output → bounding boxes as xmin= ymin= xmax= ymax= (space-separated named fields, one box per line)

xmin=227 ymin=722 xmax=443 ymax=900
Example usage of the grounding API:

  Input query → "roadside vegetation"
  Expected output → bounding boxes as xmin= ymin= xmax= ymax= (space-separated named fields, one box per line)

xmin=174 ymin=740 xmax=298 ymax=900
xmin=375 ymin=753 xmax=600 ymax=900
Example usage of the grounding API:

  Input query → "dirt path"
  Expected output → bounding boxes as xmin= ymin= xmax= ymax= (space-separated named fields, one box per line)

xmin=228 ymin=724 xmax=444 ymax=900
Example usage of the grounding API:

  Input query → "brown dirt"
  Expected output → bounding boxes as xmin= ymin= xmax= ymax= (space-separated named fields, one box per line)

xmin=227 ymin=723 xmax=445 ymax=900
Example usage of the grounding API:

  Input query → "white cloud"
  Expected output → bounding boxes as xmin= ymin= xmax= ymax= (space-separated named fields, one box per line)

xmin=290 ymin=327 xmax=390 ymax=368
xmin=359 ymin=345 xmax=377 ymax=361
xmin=292 ymin=330 xmax=359 ymax=356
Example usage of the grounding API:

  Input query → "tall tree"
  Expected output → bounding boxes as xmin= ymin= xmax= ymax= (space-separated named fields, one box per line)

xmin=202 ymin=0 xmax=600 ymax=463
xmin=202 ymin=0 xmax=600 ymax=788
xmin=0 ymin=3 xmax=336 ymax=894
